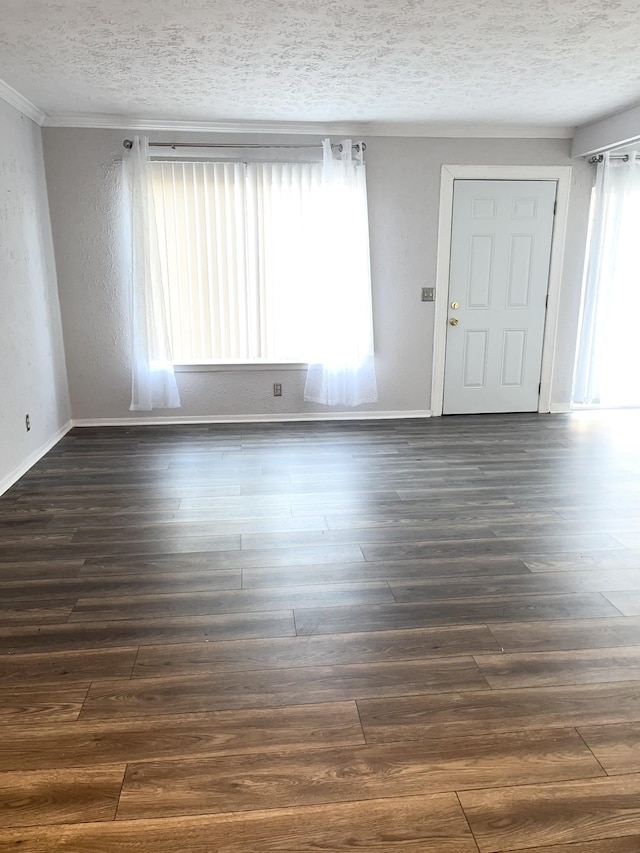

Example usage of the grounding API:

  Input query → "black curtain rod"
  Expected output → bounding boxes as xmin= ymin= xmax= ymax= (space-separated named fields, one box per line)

xmin=123 ymin=139 xmax=365 ymax=153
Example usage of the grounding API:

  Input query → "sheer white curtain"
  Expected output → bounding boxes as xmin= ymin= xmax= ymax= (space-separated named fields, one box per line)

xmin=303 ymin=139 xmax=378 ymax=406
xmin=247 ymin=161 xmax=326 ymax=362
xmin=574 ymin=151 xmax=640 ymax=407
xmin=124 ymin=136 xmax=181 ymax=411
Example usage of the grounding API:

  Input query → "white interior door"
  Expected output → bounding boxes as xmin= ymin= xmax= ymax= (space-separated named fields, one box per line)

xmin=443 ymin=179 xmax=556 ymax=415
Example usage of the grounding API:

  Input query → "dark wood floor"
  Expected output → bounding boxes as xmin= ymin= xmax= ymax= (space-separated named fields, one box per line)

xmin=2 ymin=412 xmax=640 ymax=851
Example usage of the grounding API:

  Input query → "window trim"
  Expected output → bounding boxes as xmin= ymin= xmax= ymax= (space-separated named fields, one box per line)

xmin=174 ymin=361 xmax=307 ymax=373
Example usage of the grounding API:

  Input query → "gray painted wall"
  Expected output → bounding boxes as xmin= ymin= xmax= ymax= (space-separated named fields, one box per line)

xmin=42 ymin=128 xmax=593 ymax=421
xmin=0 ymin=101 xmax=70 ymax=489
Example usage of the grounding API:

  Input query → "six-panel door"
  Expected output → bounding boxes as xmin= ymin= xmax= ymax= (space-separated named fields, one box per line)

xmin=443 ymin=179 xmax=557 ymax=415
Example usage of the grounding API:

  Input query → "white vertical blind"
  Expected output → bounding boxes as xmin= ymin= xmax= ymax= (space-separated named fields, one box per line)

xmin=152 ymin=160 xmax=323 ymax=363
xmin=153 ymin=161 xmax=252 ymax=361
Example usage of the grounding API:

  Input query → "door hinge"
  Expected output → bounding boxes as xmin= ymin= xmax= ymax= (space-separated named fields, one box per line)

xmin=553 ymin=200 xmax=557 ymax=215
xmin=539 ymin=382 xmax=542 ymax=394
xmin=545 ymin=295 xmax=549 ymax=309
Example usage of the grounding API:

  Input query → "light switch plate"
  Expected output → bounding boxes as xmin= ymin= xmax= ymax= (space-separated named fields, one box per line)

xmin=421 ymin=287 xmax=435 ymax=302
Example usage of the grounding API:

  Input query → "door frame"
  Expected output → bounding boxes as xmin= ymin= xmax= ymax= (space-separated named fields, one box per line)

xmin=431 ymin=165 xmax=572 ymax=416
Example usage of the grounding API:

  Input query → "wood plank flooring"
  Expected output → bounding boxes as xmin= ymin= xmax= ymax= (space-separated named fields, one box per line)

xmin=2 ymin=411 xmax=640 ymax=850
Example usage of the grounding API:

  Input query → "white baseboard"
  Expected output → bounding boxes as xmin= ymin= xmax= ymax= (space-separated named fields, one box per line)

xmin=549 ymin=403 xmax=572 ymax=414
xmin=0 ymin=420 xmax=73 ymax=497
xmin=72 ymin=410 xmax=432 ymax=427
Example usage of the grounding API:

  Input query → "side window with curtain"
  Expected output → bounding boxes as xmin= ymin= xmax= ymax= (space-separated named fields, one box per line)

xmin=126 ymin=136 xmax=377 ymax=409
xmin=141 ymin=139 xmax=378 ymax=407
xmin=573 ymin=151 xmax=640 ymax=408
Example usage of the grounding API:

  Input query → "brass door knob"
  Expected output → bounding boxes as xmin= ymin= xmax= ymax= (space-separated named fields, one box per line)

xmin=451 ymin=301 xmax=459 ymax=309
xmin=449 ymin=317 xmax=459 ymax=326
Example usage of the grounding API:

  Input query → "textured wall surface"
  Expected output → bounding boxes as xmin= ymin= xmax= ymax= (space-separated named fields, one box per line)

xmin=42 ymin=128 xmax=592 ymax=421
xmin=2 ymin=0 xmax=640 ymax=125
xmin=0 ymin=100 xmax=70 ymax=486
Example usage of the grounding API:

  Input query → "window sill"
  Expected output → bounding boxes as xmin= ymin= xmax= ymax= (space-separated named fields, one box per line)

xmin=174 ymin=361 xmax=307 ymax=373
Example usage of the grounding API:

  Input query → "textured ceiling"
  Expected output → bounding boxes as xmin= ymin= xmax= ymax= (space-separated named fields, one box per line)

xmin=1 ymin=0 xmax=640 ymax=126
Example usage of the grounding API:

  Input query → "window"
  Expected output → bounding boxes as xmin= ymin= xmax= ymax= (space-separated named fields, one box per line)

xmin=125 ymin=135 xmax=377 ymax=410
xmin=152 ymin=159 xmax=326 ymax=364
xmin=573 ymin=151 xmax=640 ymax=408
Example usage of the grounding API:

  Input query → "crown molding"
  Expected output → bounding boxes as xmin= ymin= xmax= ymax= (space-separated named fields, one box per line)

xmin=42 ymin=113 xmax=573 ymax=139
xmin=572 ymin=100 xmax=640 ymax=157
xmin=43 ymin=115 xmax=361 ymax=134
xmin=0 ymin=78 xmax=46 ymax=125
